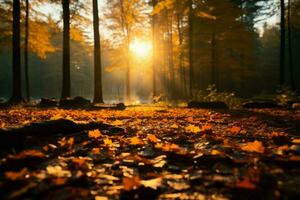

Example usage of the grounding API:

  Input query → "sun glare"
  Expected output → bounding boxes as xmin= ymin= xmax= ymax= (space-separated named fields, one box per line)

xmin=129 ymin=40 xmax=152 ymax=58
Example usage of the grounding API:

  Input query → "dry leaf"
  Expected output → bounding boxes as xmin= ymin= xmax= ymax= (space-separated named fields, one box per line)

xmin=236 ymin=178 xmax=256 ymax=189
xmin=112 ymin=120 xmax=124 ymax=126
xmin=130 ymin=137 xmax=144 ymax=145
xmin=103 ymin=138 xmax=113 ymax=146
xmin=241 ymin=140 xmax=265 ymax=153
xmin=9 ymin=149 xmax=46 ymax=159
xmin=46 ymin=165 xmax=71 ymax=177
xmin=123 ymin=176 xmax=141 ymax=191
xmin=5 ymin=168 xmax=28 ymax=181
xmin=91 ymin=148 xmax=100 ymax=154
xmin=201 ymin=124 xmax=212 ymax=132
xmin=147 ymin=134 xmax=158 ymax=143
xmin=88 ymin=129 xmax=102 ymax=139
xmin=292 ymin=139 xmax=300 ymax=144
xmin=185 ymin=125 xmax=201 ymax=133
xmin=229 ymin=126 xmax=241 ymax=134
xmin=141 ymin=178 xmax=162 ymax=189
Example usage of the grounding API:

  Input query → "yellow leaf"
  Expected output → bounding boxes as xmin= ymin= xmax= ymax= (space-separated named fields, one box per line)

xmin=112 ymin=120 xmax=124 ymax=126
xmin=185 ymin=125 xmax=201 ymax=133
xmin=147 ymin=134 xmax=158 ymax=143
xmin=241 ymin=140 xmax=265 ymax=153
xmin=123 ymin=176 xmax=141 ymax=191
xmin=88 ymin=129 xmax=102 ymax=139
xmin=292 ymin=139 xmax=300 ymax=144
xmin=130 ymin=137 xmax=144 ymax=145
xmin=103 ymin=138 xmax=113 ymax=146
xmin=170 ymin=124 xmax=179 ymax=129
xmin=211 ymin=149 xmax=221 ymax=155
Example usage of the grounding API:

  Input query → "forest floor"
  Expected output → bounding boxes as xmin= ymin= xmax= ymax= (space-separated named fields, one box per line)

xmin=0 ymin=106 xmax=300 ymax=200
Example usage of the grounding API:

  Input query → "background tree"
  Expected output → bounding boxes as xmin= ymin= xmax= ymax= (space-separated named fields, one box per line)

xmin=11 ymin=0 xmax=22 ymax=103
xmin=93 ymin=0 xmax=103 ymax=103
xmin=280 ymin=0 xmax=286 ymax=86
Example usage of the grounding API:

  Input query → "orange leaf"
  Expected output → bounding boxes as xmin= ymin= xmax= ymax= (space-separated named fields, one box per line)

xmin=236 ymin=178 xmax=256 ymax=189
xmin=91 ymin=148 xmax=100 ymax=154
xmin=241 ymin=140 xmax=265 ymax=153
xmin=88 ymin=129 xmax=102 ymax=139
xmin=130 ymin=137 xmax=144 ymax=145
xmin=147 ymin=134 xmax=158 ymax=143
xmin=123 ymin=176 xmax=141 ymax=191
xmin=5 ymin=168 xmax=28 ymax=181
xmin=201 ymin=124 xmax=212 ymax=132
xmin=229 ymin=126 xmax=241 ymax=134
xmin=9 ymin=150 xmax=45 ymax=159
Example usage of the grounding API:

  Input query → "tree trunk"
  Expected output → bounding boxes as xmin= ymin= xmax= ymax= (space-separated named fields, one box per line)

xmin=188 ymin=0 xmax=194 ymax=99
xmin=152 ymin=0 xmax=157 ymax=100
xmin=25 ymin=0 xmax=30 ymax=101
xmin=287 ymin=0 xmax=295 ymax=90
xmin=280 ymin=0 xmax=286 ymax=86
xmin=61 ymin=0 xmax=71 ymax=99
xmin=11 ymin=0 xmax=22 ymax=103
xmin=211 ymin=26 xmax=216 ymax=86
xmin=93 ymin=0 xmax=104 ymax=103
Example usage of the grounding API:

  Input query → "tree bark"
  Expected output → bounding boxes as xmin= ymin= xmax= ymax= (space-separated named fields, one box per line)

xmin=61 ymin=0 xmax=71 ymax=99
xmin=280 ymin=0 xmax=286 ymax=86
xmin=11 ymin=0 xmax=22 ymax=103
xmin=152 ymin=0 xmax=157 ymax=100
xmin=93 ymin=0 xmax=104 ymax=103
xmin=188 ymin=0 xmax=194 ymax=99
xmin=25 ymin=0 xmax=30 ymax=101
xmin=287 ymin=0 xmax=295 ymax=90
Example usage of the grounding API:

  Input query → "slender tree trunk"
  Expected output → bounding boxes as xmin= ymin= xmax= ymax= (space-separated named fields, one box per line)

xmin=119 ymin=0 xmax=131 ymax=102
xmin=280 ymin=0 xmax=286 ymax=86
xmin=287 ymin=0 xmax=295 ymax=90
xmin=211 ymin=26 xmax=216 ymax=86
xmin=152 ymin=0 xmax=157 ymax=100
xmin=176 ymin=0 xmax=185 ymax=98
xmin=25 ymin=0 xmax=30 ymax=101
xmin=61 ymin=0 xmax=71 ymax=99
xmin=168 ymin=16 xmax=175 ymax=99
xmin=11 ymin=0 xmax=22 ymax=103
xmin=93 ymin=0 xmax=103 ymax=103
xmin=188 ymin=0 xmax=194 ymax=99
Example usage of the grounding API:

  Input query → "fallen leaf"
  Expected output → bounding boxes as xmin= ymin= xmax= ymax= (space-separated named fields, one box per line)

xmin=141 ymin=178 xmax=162 ymax=189
xmin=5 ymin=168 xmax=28 ymax=181
xmin=46 ymin=165 xmax=71 ymax=177
xmin=9 ymin=149 xmax=46 ymax=159
xmin=236 ymin=177 xmax=256 ymax=189
xmin=88 ymin=129 xmax=102 ymax=139
xmin=211 ymin=149 xmax=221 ymax=155
xmin=112 ymin=120 xmax=124 ymax=126
xmin=130 ymin=137 xmax=144 ymax=145
xmin=147 ymin=134 xmax=158 ymax=143
xmin=292 ymin=139 xmax=300 ymax=144
xmin=170 ymin=124 xmax=179 ymax=129
xmin=103 ymin=138 xmax=113 ymax=146
xmin=91 ymin=148 xmax=100 ymax=154
xmin=241 ymin=140 xmax=265 ymax=153
xmin=95 ymin=196 xmax=108 ymax=200
xmin=229 ymin=126 xmax=241 ymax=134
xmin=201 ymin=124 xmax=212 ymax=132
xmin=123 ymin=176 xmax=141 ymax=191
xmin=185 ymin=125 xmax=201 ymax=133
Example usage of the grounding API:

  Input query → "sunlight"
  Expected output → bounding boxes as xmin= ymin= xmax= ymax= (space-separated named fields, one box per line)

xmin=129 ymin=40 xmax=152 ymax=58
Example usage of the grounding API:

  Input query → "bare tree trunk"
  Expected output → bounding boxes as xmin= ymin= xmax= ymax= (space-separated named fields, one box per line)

xmin=152 ymin=0 xmax=157 ymax=100
xmin=11 ymin=0 xmax=22 ymax=103
xmin=93 ymin=0 xmax=104 ymax=103
xmin=24 ymin=0 xmax=30 ymax=101
xmin=61 ymin=0 xmax=71 ymax=99
xmin=280 ymin=0 xmax=286 ymax=86
xmin=211 ymin=26 xmax=216 ymax=86
xmin=287 ymin=0 xmax=295 ymax=90
xmin=188 ymin=0 xmax=194 ymax=99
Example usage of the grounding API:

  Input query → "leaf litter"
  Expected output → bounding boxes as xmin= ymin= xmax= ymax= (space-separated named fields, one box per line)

xmin=0 ymin=107 xmax=300 ymax=199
